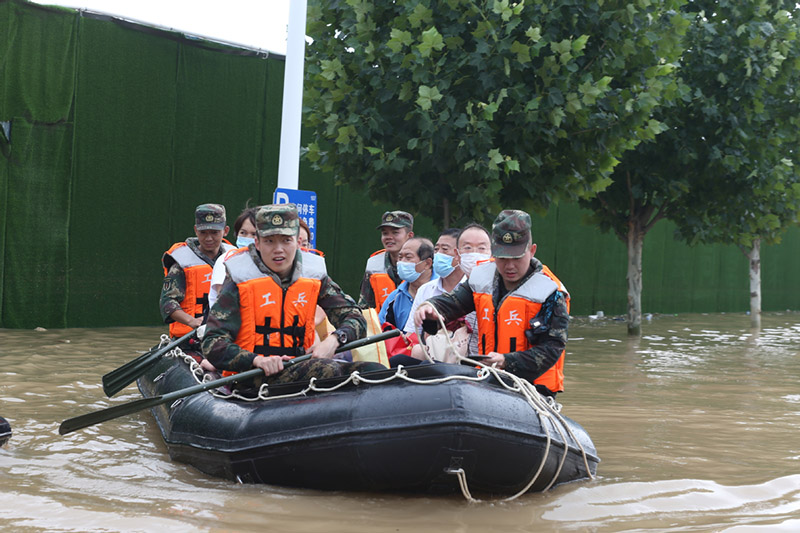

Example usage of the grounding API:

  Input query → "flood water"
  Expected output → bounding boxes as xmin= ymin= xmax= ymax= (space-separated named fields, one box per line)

xmin=2 ymin=312 xmax=799 ymax=532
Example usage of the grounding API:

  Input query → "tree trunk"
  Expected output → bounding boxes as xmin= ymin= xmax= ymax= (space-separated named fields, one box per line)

xmin=442 ymin=198 xmax=450 ymax=229
xmin=748 ymin=238 xmax=761 ymax=329
xmin=626 ymin=221 xmax=645 ymax=336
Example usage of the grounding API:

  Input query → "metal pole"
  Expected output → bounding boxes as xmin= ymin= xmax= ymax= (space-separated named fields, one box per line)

xmin=276 ymin=0 xmax=307 ymax=191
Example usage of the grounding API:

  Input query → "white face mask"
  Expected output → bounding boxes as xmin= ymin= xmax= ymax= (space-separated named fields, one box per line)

xmin=458 ymin=252 xmax=491 ymax=276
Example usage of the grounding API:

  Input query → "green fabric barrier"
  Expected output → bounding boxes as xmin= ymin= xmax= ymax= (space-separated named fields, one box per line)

xmin=67 ymin=15 xmax=179 ymax=327
xmin=0 ymin=0 xmax=76 ymax=123
xmin=169 ymin=43 xmax=270 ymax=240
xmin=2 ymin=118 xmax=72 ymax=328
xmin=0 ymin=124 xmax=8 ymax=321
xmin=1 ymin=0 xmax=798 ymax=328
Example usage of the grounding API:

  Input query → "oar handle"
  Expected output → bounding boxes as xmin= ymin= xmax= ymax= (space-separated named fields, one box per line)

xmin=59 ymin=329 xmax=401 ymax=436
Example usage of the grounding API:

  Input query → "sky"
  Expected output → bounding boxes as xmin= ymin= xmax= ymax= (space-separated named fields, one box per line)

xmin=32 ymin=0 xmax=291 ymax=54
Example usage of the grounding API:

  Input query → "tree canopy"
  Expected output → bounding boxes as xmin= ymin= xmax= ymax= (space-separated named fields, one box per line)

xmin=578 ymin=0 xmax=800 ymax=332
xmin=304 ymin=0 xmax=689 ymax=226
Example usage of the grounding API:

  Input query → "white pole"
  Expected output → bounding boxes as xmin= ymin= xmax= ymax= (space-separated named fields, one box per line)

xmin=277 ymin=0 xmax=307 ymax=191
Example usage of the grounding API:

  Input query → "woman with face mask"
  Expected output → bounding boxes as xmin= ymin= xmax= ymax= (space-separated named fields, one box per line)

xmin=208 ymin=207 xmax=258 ymax=310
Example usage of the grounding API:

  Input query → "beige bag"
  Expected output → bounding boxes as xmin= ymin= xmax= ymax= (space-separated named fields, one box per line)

xmin=424 ymin=326 xmax=469 ymax=364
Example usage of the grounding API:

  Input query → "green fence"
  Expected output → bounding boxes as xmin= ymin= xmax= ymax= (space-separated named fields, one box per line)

xmin=1 ymin=0 xmax=797 ymax=329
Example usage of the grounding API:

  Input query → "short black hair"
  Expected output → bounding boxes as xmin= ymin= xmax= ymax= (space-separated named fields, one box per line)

xmin=456 ymin=222 xmax=490 ymax=247
xmin=439 ymin=227 xmax=462 ymax=241
xmin=409 ymin=237 xmax=435 ymax=261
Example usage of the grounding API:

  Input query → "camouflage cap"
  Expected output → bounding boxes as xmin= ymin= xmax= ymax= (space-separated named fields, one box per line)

xmin=195 ymin=203 xmax=226 ymax=231
xmin=256 ymin=203 xmax=300 ymax=237
xmin=491 ymin=209 xmax=532 ymax=258
xmin=376 ymin=210 xmax=414 ymax=230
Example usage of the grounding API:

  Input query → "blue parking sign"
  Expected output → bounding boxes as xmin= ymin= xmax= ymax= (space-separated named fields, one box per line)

xmin=273 ymin=188 xmax=317 ymax=248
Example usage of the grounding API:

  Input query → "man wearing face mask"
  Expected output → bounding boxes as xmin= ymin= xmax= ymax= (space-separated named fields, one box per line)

xmin=378 ymin=237 xmax=436 ymax=331
xmin=414 ymin=211 xmax=570 ymax=399
xmin=403 ymin=228 xmax=464 ymax=335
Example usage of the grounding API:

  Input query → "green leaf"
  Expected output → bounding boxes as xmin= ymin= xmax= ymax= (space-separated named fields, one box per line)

xmin=572 ymin=35 xmax=589 ymax=54
xmin=510 ymin=40 xmax=531 ymax=64
xmin=408 ymin=3 xmax=433 ymax=28
xmin=416 ymin=85 xmax=443 ymax=110
xmin=418 ymin=27 xmax=445 ymax=58
xmin=387 ymin=28 xmax=413 ymax=53
xmin=525 ymin=26 xmax=542 ymax=42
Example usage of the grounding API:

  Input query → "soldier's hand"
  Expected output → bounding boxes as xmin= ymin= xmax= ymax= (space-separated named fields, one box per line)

xmin=413 ymin=303 xmax=439 ymax=327
xmin=311 ymin=334 xmax=339 ymax=359
xmin=483 ymin=352 xmax=506 ymax=369
xmin=187 ymin=316 xmax=204 ymax=328
xmin=252 ymin=355 xmax=284 ymax=376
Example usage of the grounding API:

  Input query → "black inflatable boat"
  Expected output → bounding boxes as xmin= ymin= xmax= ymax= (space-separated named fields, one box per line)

xmin=137 ymin=355 xmax=599 ymax=496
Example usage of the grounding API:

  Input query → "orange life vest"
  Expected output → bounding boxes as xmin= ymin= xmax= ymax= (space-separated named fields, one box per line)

xmin=469 ymin=262 xmax=570 ymax=393
xmin=225 ymin=249 xmax=327 ymax=359
xmin=162 ymin=242 xmax=234 ymax=338
xmin=365 ymin=249 xmax=397 ymax=311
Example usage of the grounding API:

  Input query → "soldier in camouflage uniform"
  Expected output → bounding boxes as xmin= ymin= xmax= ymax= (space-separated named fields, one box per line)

xmin=160 ymin=204 xmax=235 ymax=348
xmin=414 ymin=210 xmax=570 ymax=398
xmin=202 ymin=204 xmax=385 ymax=388
xmin=358 ymin=210 xmax=414 ymax=311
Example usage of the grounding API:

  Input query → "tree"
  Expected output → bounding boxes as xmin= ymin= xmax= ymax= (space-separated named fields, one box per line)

xmin=304 ymin=0 xmax=689 ymax=227
xmin=580 ymin=0 xmax=800 ymax=334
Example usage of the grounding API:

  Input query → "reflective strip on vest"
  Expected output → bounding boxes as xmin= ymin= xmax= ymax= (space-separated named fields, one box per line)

xmin=469 ymin=262 xmax=569 ymax=392
xmin=226 ymin=251 xmax=326 ymax=357
xmin=365 ymin=251 xmax=396 ymax=311
xmin=163 ymin=242 xmax=235 ymax=338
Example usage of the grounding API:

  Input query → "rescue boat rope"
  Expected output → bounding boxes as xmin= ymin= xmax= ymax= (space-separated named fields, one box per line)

xmin=423 ymin=308 xmax=595 ymax=502
xmin=163 ymin=335 xmax=593 ymax=503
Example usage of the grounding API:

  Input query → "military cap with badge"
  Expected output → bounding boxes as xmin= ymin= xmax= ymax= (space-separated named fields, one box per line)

xmin=491 ymin=209 xmax=532 ymax=258
xmin=195 ymin=203 xmax=227 ymax=231
xmin=376 ymin=210 xmax=414 ymax=230
xmin=256 ymin=204 xmax=300 ymax=237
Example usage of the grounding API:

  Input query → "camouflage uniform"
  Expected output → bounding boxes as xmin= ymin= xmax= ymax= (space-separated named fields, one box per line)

xmin=202 ymin=204 xmax=382 ymax=386
xmin=424 ymin=210 xmax=569 ymax=392
xmin=424 ymin=257 xmax=569 ymax=383
xmin=358 ymin=210 xmax=413 ymax=309
xmin=159 ymin=237 xmax=224 ymax=322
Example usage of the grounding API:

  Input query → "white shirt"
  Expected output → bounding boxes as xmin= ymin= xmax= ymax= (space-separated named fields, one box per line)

xmin=403 ymin=274 xmax=467 ymax=333
xmin=207 ymin=248 xmax=241 ymax=309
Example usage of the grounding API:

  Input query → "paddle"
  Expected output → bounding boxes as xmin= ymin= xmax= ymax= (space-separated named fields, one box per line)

xmin=59 ymin=329 xmax=401 ymax=436
xmin=102 ymin=328 xmax=197 ymax=398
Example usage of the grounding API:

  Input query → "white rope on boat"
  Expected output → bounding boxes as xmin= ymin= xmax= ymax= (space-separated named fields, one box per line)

xmin=162 ymin=328 xmax=594 ymax=502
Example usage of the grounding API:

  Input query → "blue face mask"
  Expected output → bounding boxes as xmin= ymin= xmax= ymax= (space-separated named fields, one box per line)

xmin=433 ymin=252 xmax=456 ymax=278
xmin=397 ymin=261 xmax=422 ymax=283
xmin=236 ymin=236 xmax=255 ymax=248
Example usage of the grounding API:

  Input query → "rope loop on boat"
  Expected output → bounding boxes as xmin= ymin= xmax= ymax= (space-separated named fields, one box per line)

xmin=164 ymin=333 xmax=594 ymax=502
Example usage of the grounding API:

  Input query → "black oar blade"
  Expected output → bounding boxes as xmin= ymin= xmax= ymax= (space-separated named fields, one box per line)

xmin=59 ymin=396 xmax=165 ymax=436
xmin=102 ymin=350 xmax=163 ymax=397
xmin=61 ymin=330 xmax=400 ymax=436
xmin=101 ymin=329 xmax=196 ymax=397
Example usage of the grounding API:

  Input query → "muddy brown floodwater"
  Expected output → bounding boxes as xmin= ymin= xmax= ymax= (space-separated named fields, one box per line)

xmin=1 ymin=312 xmax=799 ymax=532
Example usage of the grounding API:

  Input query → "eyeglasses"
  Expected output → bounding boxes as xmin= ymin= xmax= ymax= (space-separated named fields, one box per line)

xmin=459 ymin=244 xmax=490 ymax=253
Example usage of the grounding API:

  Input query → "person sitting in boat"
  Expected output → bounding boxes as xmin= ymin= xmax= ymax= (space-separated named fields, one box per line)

xmin=160 ymin=203 xmax=236 ymax=358
xmin=202 ymin=203 xmax=385 ymax=386
xmin=379 ymin=237 xmax=436 ymax=331
xmin=358 ymin=210 xmax=414 ymax=312
xmin=208 ymin=207 xmax=258 ymax=310
xmin=298 ymin=218 xmax=324 ymax=256
xmin=413 ymin=210 xmax=570 ymax=398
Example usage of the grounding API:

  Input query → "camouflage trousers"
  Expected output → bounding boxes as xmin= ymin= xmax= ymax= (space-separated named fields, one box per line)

xmin=268 ymin=359 xmax=385 ymax=385
xmin=234 ymin=359 xmax=386 ymax=393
